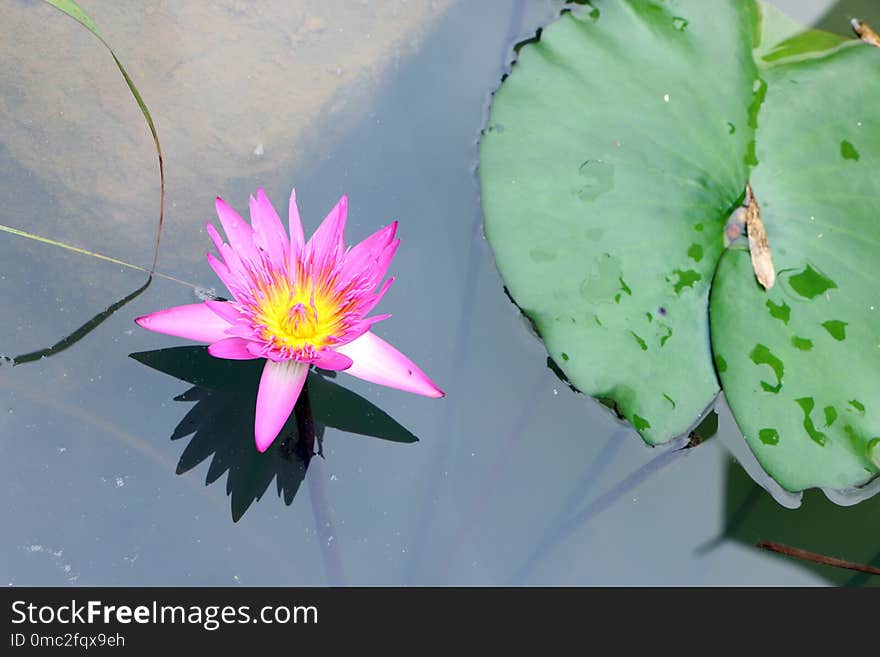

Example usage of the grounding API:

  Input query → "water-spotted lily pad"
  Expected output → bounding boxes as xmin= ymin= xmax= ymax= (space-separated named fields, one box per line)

xmin=479 ymin=0 xmax=880 ymax=493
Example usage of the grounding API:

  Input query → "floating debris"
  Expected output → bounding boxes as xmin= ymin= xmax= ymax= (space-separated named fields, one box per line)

xmin=852 ymin=19 xmax=880 ymax=47
xmin=744 ymin=183 xmax=775 ymax=290
xmin=194 ymin=286 xmax=220 ymax=301
xmin=21 ymin=543 xmax=79 ymax=583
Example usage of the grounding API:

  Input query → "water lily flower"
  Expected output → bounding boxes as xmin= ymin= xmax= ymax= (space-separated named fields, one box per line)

xmin=136 ymin=188 xmax=444 ymax=451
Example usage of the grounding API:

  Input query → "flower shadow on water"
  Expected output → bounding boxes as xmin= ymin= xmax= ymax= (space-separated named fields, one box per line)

xmin=129 ymin=346 xmax=418 ymax=521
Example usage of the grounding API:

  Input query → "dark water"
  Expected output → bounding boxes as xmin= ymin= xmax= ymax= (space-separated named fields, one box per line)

xmin=2 ymin=0 xmax=878 ymax=586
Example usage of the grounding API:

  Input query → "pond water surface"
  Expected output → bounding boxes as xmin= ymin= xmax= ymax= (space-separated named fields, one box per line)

xmin=2 ymin=0 xmax=879 ymax=586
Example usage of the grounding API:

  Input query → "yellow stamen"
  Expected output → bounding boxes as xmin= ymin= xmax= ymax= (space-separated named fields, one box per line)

xmin=253 ymin=274 xmax=345 ymax=352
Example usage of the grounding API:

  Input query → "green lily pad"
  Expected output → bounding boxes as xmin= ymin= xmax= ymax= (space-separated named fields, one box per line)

xmin=711 ymin=41 xmax=880 ymax=492
xmin=479 ymin=0 xmax=880 ymax=493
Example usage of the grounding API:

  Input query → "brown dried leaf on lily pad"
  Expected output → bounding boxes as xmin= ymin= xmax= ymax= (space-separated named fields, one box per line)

xmin=852 ymin=19 xmax=880 ymax=47
xmin=744 ymin=183 xmax=775 ymax=290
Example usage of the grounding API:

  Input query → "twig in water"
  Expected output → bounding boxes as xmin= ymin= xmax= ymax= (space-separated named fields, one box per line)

xmin=757 ymin=540 xmax=880 ymax=577
xmin=0 ymin=224 xmax=200 ymax=290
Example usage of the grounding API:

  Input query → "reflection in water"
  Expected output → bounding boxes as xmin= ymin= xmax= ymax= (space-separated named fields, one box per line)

xmin=130 ymin=346 xmax=418 ymax=521
xmin=403 ymin=0 xmax=528 ymax=586
xmin=704 ymin=462 xmax=880 ymax=586
xmin=511 ymin=411 xmax=720 ymax=584
xmin=512 ymin=435 xmax=690 ymax=584
xmin=10 ymin=277 xmax=152 ymax=366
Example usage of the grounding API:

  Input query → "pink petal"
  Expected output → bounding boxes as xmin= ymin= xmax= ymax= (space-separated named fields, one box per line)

xmin=206 ymin=253 xmax=238 ymax=296
xmin=250 ymin=189 xmax=288 ymax=265
xmin=206 ymin=222 xmax=247 ymax=277
xmin=368 ymin=238 xmax=400 ymax=287
xmin=313 ymin=349 xmax=354 ymax=371
xmin=306 ymin=195 xmax=347 ymax=265
xmin=358 ymin=277 xmax=394 ymax=316
xmin=336 ymin=331 xmax=444 ymax=398
xmin=226 ymin=323 xmax=259 ymax=340
xmin=343 ymin=313 xmax=391 ymax=344
xmin=218 ymin=241 xmax=247 ymax=279
xmin=247 ymin=341 xmax=268 ymax=357
xmin=341 ymin=221 xmax=397 ymax=280
xmin=247 ymin=340 xmax=266 ymax=358
xmin=288 ymin=188 xmax=305 ymax=260
xmin=208 ymin=337 xmax=259 ymax=360
xmin=205 ymin=222 xmax=226 ymax=255
xmin=204 ymin=299 xmax=241 ymax=324
xmin=254 ymin=359 xmax=309 ymax=452
xmin=215 ymin=197 xmax=259 ymax=264
xmin=135 ymin=302 xmax=233 ymax=344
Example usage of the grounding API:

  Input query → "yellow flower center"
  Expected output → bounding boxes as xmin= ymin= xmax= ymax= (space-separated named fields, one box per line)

xmin=253 ymin=274 xmax=345 ymax=352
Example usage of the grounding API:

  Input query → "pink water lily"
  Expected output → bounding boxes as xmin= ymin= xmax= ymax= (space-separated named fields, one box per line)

xmin=136 ymin=187 xmax=443 ymax=451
